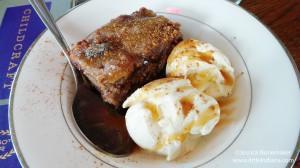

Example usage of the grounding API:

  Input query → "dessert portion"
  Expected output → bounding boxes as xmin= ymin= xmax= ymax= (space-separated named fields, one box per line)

xmin=123 ymin=78 xmax=220 ymax=160
xmin=166 ymin=39 xmax=235 ymax=99
xmin=69 ymin=8 xmax=182 ymax=107
xmin=69 ymin=7 xmax=236 ymax=161
xmin=123 ymin=39 xmax=236 ymax=160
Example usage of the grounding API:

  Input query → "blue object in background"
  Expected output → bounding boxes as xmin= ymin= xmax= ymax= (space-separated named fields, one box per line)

xmin=0 ymin=105 xmax=19 ymax=168
xmin=0 ymin=3 xmax=51 ymax=167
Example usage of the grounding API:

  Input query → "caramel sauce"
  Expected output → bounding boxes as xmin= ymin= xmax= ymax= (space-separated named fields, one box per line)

xmin=150 ymin=96 xmax=236 ymax=152
xmin=198 ymin=51 xmax=214 ymax=64
xmin=215 ymin=118 xmax=231 ymax=129
xmin=183 ymin=122 xmax=194 ymax=133
xmin=216 ymin=107 xmax=234 ymax=129
xmin=180 ymin=96 xmax=194 ymax=116
xmin=143 ymin=78 xmax=178 ymax=91
xmin=153 ymin=134 xmax=187 ymax=151
xmin=216 ymin=96 xmax=236 ymax=128
xmin=176 ymin=85 xmax=192 ymax=92
xmin=188 ymin=72 xmax=212 ymax=90
xmin=144 ymin=102 xmax=160 ymax=121
xmin=153 ymin=134 xmax=188 ymax=151
xmin=218 ymin=97 xmax=236 ymax=108
xmin=153 ymin=141 xmax=164 ymax=151
xmin=179 ymin=50 xmax=214 ymax=64
xmin=220 ymin=107 xmax=234 ymax=117
xmin=154 ymin=104 xmax=218 ymax=148
xmin=169 ymin=39 xmax=197 ymax=55
xmin=195 ymin=107 xmax=218 ymax=126
xmin=179 ymin=39 xmax=198 ymax=49
xmin=220 ymin=69 xmax=234 ymax=86
xmin=167 ymin=133 xmax=188 ymax=143
xmin=168 ymin=44 xmax=214 ymax=65
xmin=152 ymin=102 xmax=222 ymax=150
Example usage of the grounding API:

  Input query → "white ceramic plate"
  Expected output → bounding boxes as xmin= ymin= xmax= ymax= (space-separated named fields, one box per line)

xmin=9 ymin=0 xmax=300 ymax=168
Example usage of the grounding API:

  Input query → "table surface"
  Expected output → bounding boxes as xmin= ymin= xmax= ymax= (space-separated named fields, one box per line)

xmin=241 ymin=0 xmax=300 ymax=71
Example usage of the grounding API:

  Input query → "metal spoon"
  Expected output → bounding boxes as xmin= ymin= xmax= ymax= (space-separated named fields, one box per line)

xmin=29 ymin=0 xmax=134 ymax=156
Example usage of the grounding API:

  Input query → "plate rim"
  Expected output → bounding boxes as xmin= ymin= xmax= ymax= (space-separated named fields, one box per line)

xmin=8 ymin=0 xmax=300 ymax=168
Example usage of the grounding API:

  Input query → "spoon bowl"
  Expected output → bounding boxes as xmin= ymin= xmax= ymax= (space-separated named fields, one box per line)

xmin=73 ymin=84 xmax=135 ymax=156
xmin=29 ymin=0 xmax=135 ymax=156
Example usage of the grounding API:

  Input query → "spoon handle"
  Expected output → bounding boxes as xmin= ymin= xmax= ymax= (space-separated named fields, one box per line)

xmin=29 ymin=0 xmax=70 ymax=54
xmin=29 ymin=0 xmax=82 ymax=87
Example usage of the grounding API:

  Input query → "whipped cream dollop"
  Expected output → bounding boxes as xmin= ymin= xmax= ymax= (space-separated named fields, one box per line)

xmin=123 ymin=78 xmax=220 ymax=160
xmin=166 ymin=39 xmax=235 ymax=99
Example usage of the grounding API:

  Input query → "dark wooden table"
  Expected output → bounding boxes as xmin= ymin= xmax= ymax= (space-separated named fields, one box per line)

xmin=241 ymin=1 xmax=300 ymax=167
xmin=241 ymin=0 xmax=300 ymax=70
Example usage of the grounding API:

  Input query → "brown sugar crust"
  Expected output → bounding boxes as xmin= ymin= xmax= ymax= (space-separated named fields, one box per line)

xmin=69 ymin=8 xmax=182 ymax=107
